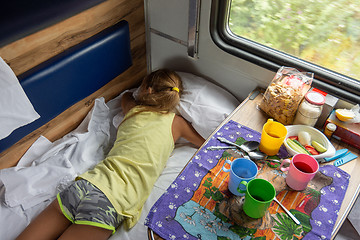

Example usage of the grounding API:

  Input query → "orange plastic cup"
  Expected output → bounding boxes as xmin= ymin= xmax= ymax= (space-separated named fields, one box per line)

xmin=259 ymin=119 xmax=287 ymax=156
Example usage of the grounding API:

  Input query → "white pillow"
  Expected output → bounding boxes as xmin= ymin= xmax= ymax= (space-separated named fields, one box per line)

xmin=176 ymin=72 xmax=240 ymax=139
xmin=122 ymin=71 xmax=240 ymax=139
xmin=0 ymin=57 xmax=40 ymax=140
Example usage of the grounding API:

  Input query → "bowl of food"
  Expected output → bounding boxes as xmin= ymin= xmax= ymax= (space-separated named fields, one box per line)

xmin=283 ymin=125 xmax=336 ymax=159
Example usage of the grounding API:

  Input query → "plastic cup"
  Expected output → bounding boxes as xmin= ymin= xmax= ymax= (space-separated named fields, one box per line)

xmin=259 ymin=119 xmax=287 ymax=156
xmin=242 ymin=178 xmax=276 ymax=218
xmin=279 ymin=153 xmax=319 ymax=191
xmin=222 ymin=158 xmax=258 ymax=196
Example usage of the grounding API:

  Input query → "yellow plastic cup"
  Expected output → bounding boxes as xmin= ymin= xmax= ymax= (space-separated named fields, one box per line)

xmin=259 ymin=119 xmax=287 ymax=156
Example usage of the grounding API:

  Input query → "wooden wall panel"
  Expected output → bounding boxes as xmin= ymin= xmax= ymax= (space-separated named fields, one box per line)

xmin=0 ymin=0 xmax=145 ymax=76
xmin=0 ymin=0 xmax=147 ymax=168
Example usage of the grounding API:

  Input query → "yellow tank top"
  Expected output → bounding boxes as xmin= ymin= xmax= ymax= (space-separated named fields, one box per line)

xmin=80 ymin=106 xmax=175 ymax=229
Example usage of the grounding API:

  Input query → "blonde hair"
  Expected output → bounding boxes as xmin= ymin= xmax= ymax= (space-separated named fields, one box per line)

xmin=136 ymin=69 xmax=183 ymax=113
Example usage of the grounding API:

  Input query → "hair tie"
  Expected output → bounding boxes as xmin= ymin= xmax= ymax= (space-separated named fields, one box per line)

xmin=172 ymin=87 xmax=179 ymax=93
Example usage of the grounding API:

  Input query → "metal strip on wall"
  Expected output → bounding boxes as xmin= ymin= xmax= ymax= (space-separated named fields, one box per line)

xmin=188 ymin=0 xmax=201 ymax=58
xmin=150 ymin=28 xmax=187 ymax=46
xmin=148 ymin=0 xmax=201 ymax=60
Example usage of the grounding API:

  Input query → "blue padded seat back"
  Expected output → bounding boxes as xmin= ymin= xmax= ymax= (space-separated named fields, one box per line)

xmin=0 ymin=20 xmax=132 ymax=153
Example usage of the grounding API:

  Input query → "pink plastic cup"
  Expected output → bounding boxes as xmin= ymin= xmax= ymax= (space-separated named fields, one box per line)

xmin=279 ymin=153 xmax=319 ymax=191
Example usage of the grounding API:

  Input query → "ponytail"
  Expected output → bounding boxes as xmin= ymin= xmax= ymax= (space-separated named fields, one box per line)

xmin=136 ymin=69 xmax=183 ymax=113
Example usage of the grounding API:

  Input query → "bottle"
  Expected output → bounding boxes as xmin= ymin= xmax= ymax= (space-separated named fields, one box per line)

xmin=293 ymin=91 xmax=325 ymax=126
xmin=324 ymin=123 xmax=337 ymax=139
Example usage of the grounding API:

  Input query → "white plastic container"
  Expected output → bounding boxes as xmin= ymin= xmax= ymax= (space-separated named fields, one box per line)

xmin=284 ymin=125 xmax=336 ymax=159
xmin=293 ymin=91 xmax=325 ymax=126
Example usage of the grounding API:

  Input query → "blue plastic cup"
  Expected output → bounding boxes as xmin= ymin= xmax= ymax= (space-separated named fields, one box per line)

xmin=222 ymin=158 xmax=258 ymax=196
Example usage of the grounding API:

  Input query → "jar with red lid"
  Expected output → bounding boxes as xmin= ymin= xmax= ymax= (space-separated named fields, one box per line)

xmin=293 ymin=91 xmax=326 ymax=126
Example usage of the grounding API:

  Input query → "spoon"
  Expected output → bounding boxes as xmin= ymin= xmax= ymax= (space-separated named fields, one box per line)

xmin=207 ymin=146 xmax=238 ymax=150
xmin=247 ymin=151 xmax=267 ymax=160
xmin=215 ymin=137 xmax=281 ymax=163
xmin=217 ymin=137 xmax=259 ymax=152
xmin=239 ymin=141 xmax=260 ymax=152
xmin=217 ymin=137 xmax=266 ymax=160
xmin=206 ymin=146 xmax=266 ymax=159
xmin=273 ymin=197 xmax=300 ymax=225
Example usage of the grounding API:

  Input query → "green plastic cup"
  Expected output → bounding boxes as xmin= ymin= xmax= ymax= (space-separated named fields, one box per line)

xmin=242 ymin=178 xmax=276 ymax=218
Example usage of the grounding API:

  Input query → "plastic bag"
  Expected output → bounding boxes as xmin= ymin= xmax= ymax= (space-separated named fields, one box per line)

xmin=259 ymin=66 xmax=313 ymax=125
xmin=346 ymin=104 xmax=360 ymax=124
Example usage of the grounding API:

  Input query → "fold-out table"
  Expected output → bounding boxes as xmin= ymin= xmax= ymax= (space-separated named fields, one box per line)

xmin=148 ymin=89 xmax=360 ymax=240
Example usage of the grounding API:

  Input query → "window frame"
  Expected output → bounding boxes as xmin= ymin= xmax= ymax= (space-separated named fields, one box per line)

xmin=210 ymin=0 xmax=360 ymax=104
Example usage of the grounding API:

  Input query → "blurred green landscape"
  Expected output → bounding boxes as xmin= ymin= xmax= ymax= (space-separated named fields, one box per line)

xmin=229 ymin=0 xmax=360 ymax=81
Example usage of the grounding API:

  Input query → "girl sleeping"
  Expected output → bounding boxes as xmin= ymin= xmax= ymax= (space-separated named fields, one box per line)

xmin=16 ymin=69 xmax=205 ymax=240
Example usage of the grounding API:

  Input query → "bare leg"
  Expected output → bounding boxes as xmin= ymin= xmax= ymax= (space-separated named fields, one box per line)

xmin=58 ymin=224 xmax=112 ymax=240
xmin=16 ymin=199 xmax=71 ymax=240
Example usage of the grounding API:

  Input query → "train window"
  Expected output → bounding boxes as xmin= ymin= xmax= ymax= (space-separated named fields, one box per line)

xmin=210 ymin=0 xmax=360 ymax=103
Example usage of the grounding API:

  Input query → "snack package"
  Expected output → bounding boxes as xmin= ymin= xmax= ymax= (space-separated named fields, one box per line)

xmin=259 ymin=67 xmax=313 ymax=125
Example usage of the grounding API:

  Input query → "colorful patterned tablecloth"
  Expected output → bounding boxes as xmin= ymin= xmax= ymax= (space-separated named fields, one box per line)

xmin=145 ymin=120 xmax=350 ymax=240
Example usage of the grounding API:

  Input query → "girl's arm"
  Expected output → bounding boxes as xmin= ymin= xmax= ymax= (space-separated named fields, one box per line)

xmin=172 ymin=115 xmax=205 ymax=148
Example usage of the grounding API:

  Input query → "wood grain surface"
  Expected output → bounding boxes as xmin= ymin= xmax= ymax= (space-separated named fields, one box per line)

xmin=0 ymin=0 xmax=147 ymax=168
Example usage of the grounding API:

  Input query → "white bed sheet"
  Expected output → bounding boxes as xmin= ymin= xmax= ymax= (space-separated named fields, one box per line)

xmin=0 ymin=57 xmax=40 ymax=140
xmin=0 ymin=92 xmax=199 ymax=240
xmin=0 ymin=96 xmax=114 ymax=240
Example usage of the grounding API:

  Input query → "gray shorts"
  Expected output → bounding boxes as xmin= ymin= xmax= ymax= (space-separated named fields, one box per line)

xmin=57 ymin=179 xmax=123 ymax=233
